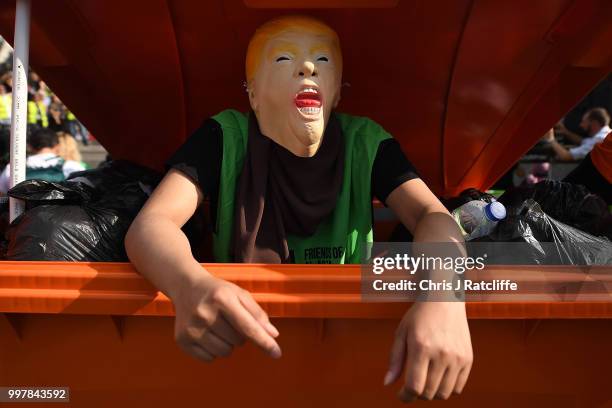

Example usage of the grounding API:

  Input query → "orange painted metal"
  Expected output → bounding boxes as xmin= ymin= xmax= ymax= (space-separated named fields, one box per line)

xmin=0 ymin=262 xmax=611 ymax=407
xmin=0 ymin=262 xmax=611 ymax=318
xmin=0 ymin=0 xmax=610 ymax=195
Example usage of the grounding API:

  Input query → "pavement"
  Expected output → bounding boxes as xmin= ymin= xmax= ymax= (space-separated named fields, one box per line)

xmin=78 ymin=141 xmax=108 ymax=168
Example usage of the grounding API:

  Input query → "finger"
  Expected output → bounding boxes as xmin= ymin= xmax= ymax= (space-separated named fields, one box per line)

xmin=222 ymin=296 xmax=282 ymax=358
xmin=435 ymin=364 xmax=461 ymax=400
xmin=238 ymin=291 xmax=279 ymax=337
xmin=181 ymin=342 xmax=215 ymax=363
xmin=398 ymin=349 xmax=429 ymax=403
xmin=421 ymin=359 xmax=447 ymax=400
xmin=210 ymin=315 xmax=246 ymax=346
xmin=454 ymin=360 xmax=473 ymax=395
xmin=384 ymin=328 xmax=406 ymax=386
xmin=197 ymin=330 xmax=233 ymax=358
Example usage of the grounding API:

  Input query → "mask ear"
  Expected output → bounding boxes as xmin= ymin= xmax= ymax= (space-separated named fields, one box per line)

xmin=334 ymin=93 xmax=342 ymax=109
xmin=247 ymin=80 xmax=258 ymax=111
xmin=333 ymin=89 xmax=341 ymax=109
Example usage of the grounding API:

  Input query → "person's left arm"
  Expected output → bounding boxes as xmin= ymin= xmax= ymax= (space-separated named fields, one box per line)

xmin=544 ymin=129 xmax=575 ymax=161
xmin=555 ymin=122 xmax=583 ymax=145
xmin=383 ymin=178 xmax=473 ymax=402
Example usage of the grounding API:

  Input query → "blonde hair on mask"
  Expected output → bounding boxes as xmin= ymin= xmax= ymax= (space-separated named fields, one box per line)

xmin=57 ymin=132 xmax=82 ymax=163
xmin=245 ymin=15 xmax=342 ymax=84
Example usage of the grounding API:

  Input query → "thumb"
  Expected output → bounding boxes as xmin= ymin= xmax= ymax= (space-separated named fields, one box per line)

xmin=384 ymin=329 xmax=407 ymax=386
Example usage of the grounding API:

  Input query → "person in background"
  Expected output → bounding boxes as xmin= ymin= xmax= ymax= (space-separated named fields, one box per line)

xmin=38 ymin=81 xmax=51 ymax=108
xmin=49 ymin=94 xmax=89 ymax=145
xmin=564 ymin=131 xmax=612 ymax=204
xmin=546 ymin=107 xmax=610 ymax=161
xmin=28 ymin=71 xmax=41 ymax=94
xmin=66 ymin=111 xmax=88 ymax=145
xmin=0 ymin=83 xmax=11 ymax=127
xmin=0 ymin=71 xmax=12 ymax=93
xmin=554 ymin=120 xmax=584 ymax=145
xmin=47 ymin=102 xmax=68 ymax=133
xmin=0 ymin=128 xmax=86 ymax=193
xmin=27 ymin=91 xmax=48 ymax=128
xmin=57 ymin=131 xmax=89 ymax=169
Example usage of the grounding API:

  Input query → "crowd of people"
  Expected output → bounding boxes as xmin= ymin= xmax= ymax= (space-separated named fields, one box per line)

xmin=0 ymin=69 xmax=91 ymax=194
xmin=0 ymin=128 xmax=87 ymax=193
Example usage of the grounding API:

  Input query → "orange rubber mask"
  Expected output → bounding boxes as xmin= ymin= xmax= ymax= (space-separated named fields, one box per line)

xmin=246 ymin=16 xmax=343 ymax=157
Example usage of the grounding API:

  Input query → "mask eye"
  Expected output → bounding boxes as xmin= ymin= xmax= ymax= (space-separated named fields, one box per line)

xmin=317 ymin=56 xmax=329 ymax=62
xmin=276 ymin=56 xmax=290 ymax=62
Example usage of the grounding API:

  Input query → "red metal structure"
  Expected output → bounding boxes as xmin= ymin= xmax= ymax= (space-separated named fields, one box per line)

xmin=1 ymin=0 xmax=610 ymax=195
xmin=0 ymin=1 xmax=611 ymax=407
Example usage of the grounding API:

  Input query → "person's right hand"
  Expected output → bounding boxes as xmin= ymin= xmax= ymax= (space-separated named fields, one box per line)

xmin=542 ymin=128 xmax=555 ymax=143
xmin=172 ymin=273 xmax=281 ymax=362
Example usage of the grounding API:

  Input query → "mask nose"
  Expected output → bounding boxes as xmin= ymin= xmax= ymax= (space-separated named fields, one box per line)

xmin=297 ymin=60 xmax=317 ymax=77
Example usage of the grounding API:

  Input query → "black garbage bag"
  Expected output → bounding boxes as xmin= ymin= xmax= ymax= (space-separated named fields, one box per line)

xmin=67 ymin=160 xmax=162 ymax=217
xmin=471 ymin=199 xmax=612 ymax=265
xmin=441 ymin=188 xmax=496 ymax=212
xmin=6 ymin=203 xmax=131 ymax=261
xmin=498 ymin=180 xmax=612 ymax=240
xmin=8 ymin=179 xmax=94 ymax=206
xmin=69 ymin=160 xmax=208 ymax=260
xmin=5 ymin=161 xmax=163 ymax=261
xmin=5 ymin=180 xmax=132 ymax=261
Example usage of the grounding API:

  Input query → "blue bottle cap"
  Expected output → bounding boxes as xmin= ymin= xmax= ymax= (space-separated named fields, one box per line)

xmin=485 ymin=201 xmax=506 ymax=221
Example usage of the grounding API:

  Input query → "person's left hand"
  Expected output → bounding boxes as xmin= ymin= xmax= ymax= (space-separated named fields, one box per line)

xmin=384 ymin=302 xmax=473 ymax=402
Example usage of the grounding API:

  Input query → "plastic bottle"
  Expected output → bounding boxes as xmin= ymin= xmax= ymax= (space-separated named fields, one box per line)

xmin=452 ymin=200 xmax=507 ymax=240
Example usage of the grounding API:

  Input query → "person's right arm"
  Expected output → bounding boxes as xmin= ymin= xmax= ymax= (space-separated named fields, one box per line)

xmin=125 ymin=169 xmax=281 ymax=361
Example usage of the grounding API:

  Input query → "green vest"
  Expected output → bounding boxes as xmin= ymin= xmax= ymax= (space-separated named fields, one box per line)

xmin=26 ymin=157 xmax=66 ymax=183
xmin=211 ymin=109 xmax=391 ymax=264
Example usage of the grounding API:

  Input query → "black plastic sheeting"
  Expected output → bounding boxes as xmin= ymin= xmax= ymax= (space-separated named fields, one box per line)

xmin=4 ymin=161 xmax=162 ymax=261
xmin=472 ymin=199 xmax=612 ymax=265
xmin=391 ymin=184 xmax=611 ymax=266
xmin=498 ymin=180 xmax=612 ymax=240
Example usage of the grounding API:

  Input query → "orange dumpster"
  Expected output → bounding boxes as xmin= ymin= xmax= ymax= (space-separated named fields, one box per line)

xmin=0 ymin=0 xmax=611 ymax=407
xmin=1 ymin=263 xmax=612 ymax=407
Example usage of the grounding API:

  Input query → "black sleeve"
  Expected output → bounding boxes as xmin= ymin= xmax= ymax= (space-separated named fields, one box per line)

xmin=371 ymin=138 xmax=420 ymax=204
xmin=164 ymin=118 xmax=223 ymax=199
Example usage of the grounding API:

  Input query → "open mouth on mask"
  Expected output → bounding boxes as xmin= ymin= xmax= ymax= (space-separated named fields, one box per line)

xmin=295 ymin=86 xmax=322 ymax=116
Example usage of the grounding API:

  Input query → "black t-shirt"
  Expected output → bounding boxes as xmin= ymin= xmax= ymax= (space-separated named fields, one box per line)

xmin=166 ymin=118 xmax=419 ymax=226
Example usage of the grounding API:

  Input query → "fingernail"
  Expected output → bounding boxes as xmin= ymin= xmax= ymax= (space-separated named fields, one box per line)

xmin=383 ymin=370 xmax=394 ymax=386
xmin=270 ymin=346 xmax=282 ymax=359
xmin=398 ymin=391 xmax=417 ymax=403
xmin=266 ymin=322 xmax=280 ymax=337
